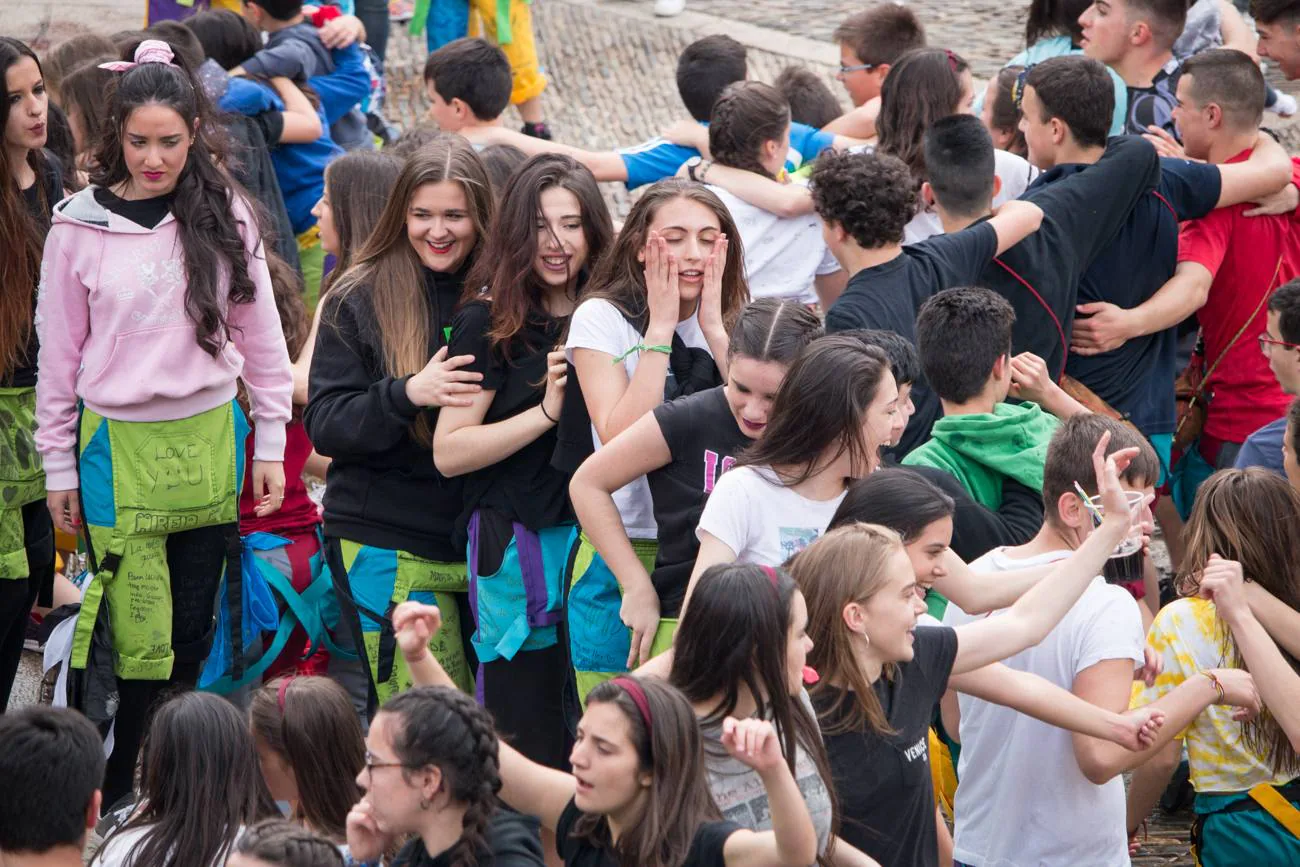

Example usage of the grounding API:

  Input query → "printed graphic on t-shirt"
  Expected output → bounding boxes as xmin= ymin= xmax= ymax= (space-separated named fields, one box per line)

xmin=703 ymin=449 xmax=736 ymax=494
xmin=779 ymin=526 xmax=822 ymax=561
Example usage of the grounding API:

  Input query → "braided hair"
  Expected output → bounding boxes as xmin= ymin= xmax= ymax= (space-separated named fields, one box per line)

xmin=233 ymin=819 xmax=345 ymax=867
xmin=383 ymin=686 xmax=502 ymax=867
xmin=708 ymin=81 xmax=791 ymax=180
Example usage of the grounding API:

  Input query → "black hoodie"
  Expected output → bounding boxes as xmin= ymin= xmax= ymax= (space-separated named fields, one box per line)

xmin=304 ymin=265 xmax=467 ymax=561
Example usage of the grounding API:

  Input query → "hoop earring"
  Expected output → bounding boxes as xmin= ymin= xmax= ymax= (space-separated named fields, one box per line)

xmin=419 ymin=797 xmax=431 ymax=810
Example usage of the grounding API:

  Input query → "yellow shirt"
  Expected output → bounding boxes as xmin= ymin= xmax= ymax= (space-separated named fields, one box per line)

xmin=1133 ymin=597 xmax=1294 ymax=793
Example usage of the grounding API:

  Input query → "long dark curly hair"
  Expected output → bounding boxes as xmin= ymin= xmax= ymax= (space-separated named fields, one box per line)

xmin=383 ymin=687 xmax=504 ymax=867
xmin=90 ymin=45 xmax=259 ymax=357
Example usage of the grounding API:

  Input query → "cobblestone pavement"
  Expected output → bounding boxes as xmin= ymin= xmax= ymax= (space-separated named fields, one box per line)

xmin=9 ymin=0 xmax=1203 ymax=861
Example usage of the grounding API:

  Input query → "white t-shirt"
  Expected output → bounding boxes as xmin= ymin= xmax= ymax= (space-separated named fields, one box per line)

xmin=96 ymin=823 xmax=243 ymax=867
xmin=566 ymin=297 xmax=712 ymax=538
xmin=942 ymin=548 xmax=1144 ymax=867
xmin=696 ymin=465 xmax=845 ymax=565
xmin=903 ymin=149 xmax=1040 ymax=245
xmin=708 ymin=183 xmax=840 ymax=305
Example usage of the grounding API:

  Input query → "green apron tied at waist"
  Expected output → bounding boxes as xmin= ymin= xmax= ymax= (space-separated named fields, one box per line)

xmin=331 ymin=538 xmax=474 ymax=703
xmin=0 ymin=387 xmax=46 ymax=579
xmin=71 ymin=402 xmax=247 ymax=682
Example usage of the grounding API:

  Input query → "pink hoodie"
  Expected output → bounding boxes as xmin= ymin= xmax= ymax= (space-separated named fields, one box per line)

xmin=35 ymin=187 xmax=293 ymax=492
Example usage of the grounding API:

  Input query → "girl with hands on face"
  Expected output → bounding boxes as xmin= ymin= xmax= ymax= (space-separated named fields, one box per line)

xmin=1128 ymin=469 xmax=1300 ymax=865
xmin=433 ymin=154 xmax=614 ymax=774
xmin=562 ymin=180 xmax=747 ymax=704
xmin=390 ymin=600 xmax=820 ymax=867
xmin=304 ymin=137 xmax=496 ymax=720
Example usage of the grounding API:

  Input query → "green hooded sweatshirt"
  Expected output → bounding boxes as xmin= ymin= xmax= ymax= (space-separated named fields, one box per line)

xmin=902 ymin=402 xmax=1059 ymax=509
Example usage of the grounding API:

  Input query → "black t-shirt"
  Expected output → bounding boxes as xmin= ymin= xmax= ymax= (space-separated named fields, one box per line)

xmin=448 ymin=299 xmax=574 ymax=545
xmin=7 ymin=152 xmax=63 ymax=389
xmin=648 ymin=386 xmax=749 ymax=616
xmin=825 ymin=223 xmax=999 ymax=458
xmin=1061 ymin=157 xmax=1221 ymax=436
xmin=391 ymin=807 xmax=545 ymax=866
xmin=814 ymin=626 xmax=959 ymax=867
xmin=986 ymin=135 xmax=1161 ymax=384
xmin=93 ymin=187 xmax=174 ymax=229
xmin=555 ymin=798 xmax=741 ymax=867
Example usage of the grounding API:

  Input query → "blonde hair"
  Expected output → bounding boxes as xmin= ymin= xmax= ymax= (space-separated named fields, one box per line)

xmin=789 ymin=523 xmax=905 ymax=736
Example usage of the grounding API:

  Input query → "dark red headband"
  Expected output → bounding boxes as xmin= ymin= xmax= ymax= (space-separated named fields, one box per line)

xmin=611 ymin=677 xmax=653 ymax=732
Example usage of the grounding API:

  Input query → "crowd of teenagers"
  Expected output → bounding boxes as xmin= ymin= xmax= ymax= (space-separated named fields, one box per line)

xmin=7 ymin=0 xmax=1300 ymax=865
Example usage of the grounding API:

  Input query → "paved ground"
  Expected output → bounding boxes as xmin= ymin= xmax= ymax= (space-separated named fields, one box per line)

xmin=8 ymin=0 xmax=1207 ymax=861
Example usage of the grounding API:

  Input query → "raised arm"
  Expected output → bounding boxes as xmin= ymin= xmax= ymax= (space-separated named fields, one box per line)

xmin=932 ymin=552 xmax=1053 ymax=615
xmin=988 ymin=199 xmax=1044 ymax=256
xmin=1246 ymin=580 xmax=1300 ymax=659
xmin=568 ymin=411 xmax=675 ymax=666
xmin=718 ymin=720 xmax=819 ymax=867
xmin=1215 ymin=132 xmax=1290 ymax=207
xmin=461 ymin=125 xmax=630 ymax=182
xmin=1202 ymin=557 xmax=1300 ymax=750
xmin=949 ymin=436 xmax=1142 ymax=674
xmin=694 ymin=164 xmax=814 ymax=219
xmin=267 ymin=76 xmax=323 ymax=143
xmin=393 ymin=602 xmax=576 ymax=831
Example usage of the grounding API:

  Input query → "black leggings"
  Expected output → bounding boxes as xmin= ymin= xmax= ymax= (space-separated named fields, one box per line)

xmin=0 ymin=501 xmax=54 ymax=711
xmin=100 ymin=524 xmax=230 ymax=807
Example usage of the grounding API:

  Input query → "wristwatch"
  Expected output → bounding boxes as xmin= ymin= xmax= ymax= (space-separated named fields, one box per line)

xmin=686 ymin=156 xmax=712 ymax=183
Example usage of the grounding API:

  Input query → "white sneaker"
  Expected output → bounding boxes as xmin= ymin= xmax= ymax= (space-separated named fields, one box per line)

xmin=1273 ymin=92 xmax=1298 ymax=118
xmin=654 ymin=0 xmax=686 ymax=16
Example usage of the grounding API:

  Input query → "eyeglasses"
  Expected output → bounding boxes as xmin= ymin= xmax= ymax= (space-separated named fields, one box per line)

xmin=1259 ymin=333 xmax=1300 ymax=353
xmin=364 ymin=750 xmax=406 ymax=775
xmin=838 ymin=61 xmax=880 ymax=74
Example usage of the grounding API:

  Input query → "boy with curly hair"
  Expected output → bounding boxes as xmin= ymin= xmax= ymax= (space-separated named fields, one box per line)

xmin=813 ymin=149 xmax=1043 ymax=455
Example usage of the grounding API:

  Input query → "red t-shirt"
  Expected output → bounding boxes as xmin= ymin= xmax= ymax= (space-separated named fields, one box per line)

xmin=240 ymin=418 xmax=322 ymax=537
xmin=1177 ymin=148 xmax=1300 ymax=443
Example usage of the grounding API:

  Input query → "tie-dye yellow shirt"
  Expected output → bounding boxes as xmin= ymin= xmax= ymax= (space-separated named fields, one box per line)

xmin=1133 ymin=597 xmax=1295 ymax=792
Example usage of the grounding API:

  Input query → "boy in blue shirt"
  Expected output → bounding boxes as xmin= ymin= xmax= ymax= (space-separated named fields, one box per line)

xmin=467 ymin=34 xmax=855 ymax=186
xmin=236 ymin=0 xmax=372 ymax=151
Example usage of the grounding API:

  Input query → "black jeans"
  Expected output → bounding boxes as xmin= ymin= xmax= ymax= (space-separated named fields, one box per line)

xmin=100 ymin=524 xmax=230 ymax=807
xmin=353 ymin=0 xmax=391 ymax=63
xmin=0 ymin=501 xmax=54 ymax=711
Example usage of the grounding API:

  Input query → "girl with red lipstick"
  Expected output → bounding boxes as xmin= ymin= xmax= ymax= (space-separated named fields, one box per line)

xmin=562 ymin=180 xmax=748 ymax=704
xmin=35 ymin=41 xmax=294 ymax=806
xmin=432 ymin=154 xmax=614 ymax=772
xmin=304 ymin=137 xmax=494 ymax=720
xmin=391 ymin=600 xmax=820 ymax=867
xmin=568 ymin=300 xmax=821 ymax=683
xmin=0 ymin=37 xmax=61 ymax=714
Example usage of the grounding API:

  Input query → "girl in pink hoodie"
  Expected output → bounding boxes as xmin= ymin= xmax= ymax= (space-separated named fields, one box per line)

xmin=34 ymin=40 xmax=292 ymax=806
